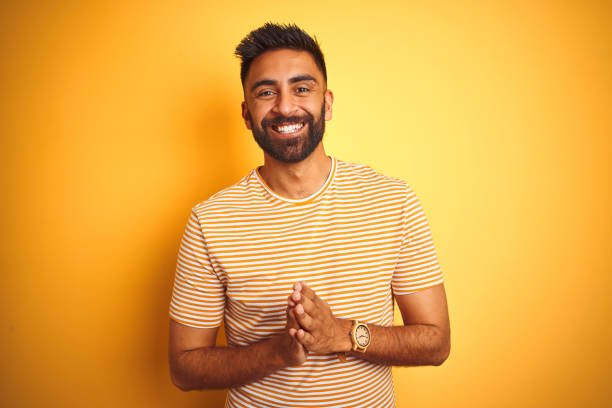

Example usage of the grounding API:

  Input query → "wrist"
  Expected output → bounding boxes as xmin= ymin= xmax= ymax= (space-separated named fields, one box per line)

xmin=268 ymin=333 xmax=291 ymax=368
xmin=334 ymin=318 xmax=353 ymax=353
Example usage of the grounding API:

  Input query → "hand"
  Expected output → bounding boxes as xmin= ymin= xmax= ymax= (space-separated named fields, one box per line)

xmin=287 ymin=282 xmax=352 ymax=354
xmin=275 ymin=305 xmax=307 ymax=366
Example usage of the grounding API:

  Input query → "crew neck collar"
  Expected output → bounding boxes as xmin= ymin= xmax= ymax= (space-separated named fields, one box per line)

xmin=254 ymin=156 xmax=337 ymax=205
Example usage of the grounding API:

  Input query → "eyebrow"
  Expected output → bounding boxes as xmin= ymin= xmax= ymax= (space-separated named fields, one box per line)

xmin=250 ymin=74 xmax=319 ymax=92
xmin=289 ymin=74 xmax=318 ymax=84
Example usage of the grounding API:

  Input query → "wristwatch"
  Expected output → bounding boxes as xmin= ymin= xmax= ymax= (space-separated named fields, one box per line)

xmin=338 ymin=320 xmax=371 ymax=362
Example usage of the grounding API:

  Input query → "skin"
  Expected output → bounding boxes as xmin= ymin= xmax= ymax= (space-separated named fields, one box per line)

xmin=168 ymin=48 xmax=451 ymax=391
xmin=288 ymin=281 xmax=451 ymax=366
xmin=241 ymin=48 xmax=334 ymax=200
xmin=169 ymin=307 xmax=306 ymax=390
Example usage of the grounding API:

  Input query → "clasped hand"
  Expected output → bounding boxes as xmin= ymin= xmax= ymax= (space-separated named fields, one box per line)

xmin=286 ymin=281 xmax=350 ymax=354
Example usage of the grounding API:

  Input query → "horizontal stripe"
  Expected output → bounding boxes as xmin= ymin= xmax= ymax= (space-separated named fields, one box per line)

xmin=169 ymin=157 xmax=444 ymax=407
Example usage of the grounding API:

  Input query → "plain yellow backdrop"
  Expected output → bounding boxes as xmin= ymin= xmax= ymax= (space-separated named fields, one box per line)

xmin=1 ymin=1 xmax=610 ymax=407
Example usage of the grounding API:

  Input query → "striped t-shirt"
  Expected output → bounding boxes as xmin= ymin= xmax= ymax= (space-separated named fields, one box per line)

xmin=169 ymin=156 xmax=444 ymax=407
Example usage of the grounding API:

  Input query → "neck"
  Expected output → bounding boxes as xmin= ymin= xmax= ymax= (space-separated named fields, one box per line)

xmin=257 ymin=144 xmax=331 ymax=200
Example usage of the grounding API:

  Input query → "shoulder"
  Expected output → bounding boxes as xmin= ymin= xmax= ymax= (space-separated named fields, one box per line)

xmin=335 ymin=158 xmax=413 ymax=197
xmin=190 ymin=171 xmax=258 ymax=219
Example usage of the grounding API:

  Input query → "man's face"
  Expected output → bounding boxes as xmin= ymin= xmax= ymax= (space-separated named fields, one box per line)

xmin=241 ymin=49 xmax=333 ymax=163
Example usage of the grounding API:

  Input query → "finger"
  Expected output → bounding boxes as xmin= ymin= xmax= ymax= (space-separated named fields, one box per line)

xmin=286 ymin=307 xmax=300 ymax=329
xmin=288 ymin=306 xmax=298 ymax=320
xmin=288 ymin=295 xmax=296 ymax=307
xmin=293 ymin=281 xmax=302 ymax=292
xmin=294 ymin=304 xmax=315 ymax=330
xmin=296 ymin=293 xmax=317 ymax=315
xmin=299 ymin=282 xmax=322 ymax=305
xmin=295 ymin=328 xmax=316 ymax=349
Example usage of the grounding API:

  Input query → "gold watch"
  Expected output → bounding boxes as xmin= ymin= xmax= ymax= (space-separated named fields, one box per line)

xmin=338 ymin=320 xmax=371 ymax=362
xmin=350 ymin=320 xmax=371 ymax=352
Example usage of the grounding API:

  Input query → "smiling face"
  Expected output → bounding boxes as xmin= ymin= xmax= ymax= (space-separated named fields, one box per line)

xmin=241 ymin=49 xmax=333 ymax=163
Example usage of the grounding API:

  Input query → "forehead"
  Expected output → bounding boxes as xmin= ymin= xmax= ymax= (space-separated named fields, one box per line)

xmin=245 ymin=49 xmax=324 ymax=87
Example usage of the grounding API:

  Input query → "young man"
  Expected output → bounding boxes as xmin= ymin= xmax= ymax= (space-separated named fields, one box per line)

xmin=168 ymin=23 xmax=450 ymax=407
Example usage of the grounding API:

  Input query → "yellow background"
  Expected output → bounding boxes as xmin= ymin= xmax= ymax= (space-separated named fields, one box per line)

xmin=1 ymin=1 xmax=610 ymax=406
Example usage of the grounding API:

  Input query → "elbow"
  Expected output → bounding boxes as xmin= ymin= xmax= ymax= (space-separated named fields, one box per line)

xmin=170 ymin=355 xmax=198 ymax=392
xmin=433 ymin=349 xmax=450 ymax=366
xmin=173 ymin=381 xmax=191 ymax=392
xmin=170 ymin=370 xmax=193 ymax=392
xmin=170 ymin=365 xmax=215 ymax=391
xmin=432 ymin=338 xmax=451 ymax=366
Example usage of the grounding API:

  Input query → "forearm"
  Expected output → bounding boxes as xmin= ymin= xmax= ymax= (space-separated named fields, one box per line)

xmin=171 ymin=335 xmax=286 ymax=391
xmin=339 ymin=319 xmax=450 ymax=366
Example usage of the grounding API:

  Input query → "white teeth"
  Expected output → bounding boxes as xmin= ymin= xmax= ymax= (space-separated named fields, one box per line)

xmin=275 ymin=123 xmax=304 ymax=133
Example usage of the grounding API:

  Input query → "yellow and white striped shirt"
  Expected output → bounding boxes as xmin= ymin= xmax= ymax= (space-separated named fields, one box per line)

xmin=169 ymin=156 xmax=444 ymax=407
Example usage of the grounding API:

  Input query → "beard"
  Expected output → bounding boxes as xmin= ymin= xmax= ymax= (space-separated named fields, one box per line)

xmin=248 ymin=102 xmax=326 ymax=163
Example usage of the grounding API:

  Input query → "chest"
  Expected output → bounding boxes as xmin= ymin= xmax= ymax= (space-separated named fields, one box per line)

xmin=204 ymin=203 xmax=403 ymax=305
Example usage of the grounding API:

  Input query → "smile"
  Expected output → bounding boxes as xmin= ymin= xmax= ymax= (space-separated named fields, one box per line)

xmin=271 ymin=122 xmax=305 ymax=134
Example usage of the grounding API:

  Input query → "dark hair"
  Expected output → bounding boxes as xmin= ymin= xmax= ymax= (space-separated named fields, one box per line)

xmin=234 ymin=22 xmax=327 ymax=86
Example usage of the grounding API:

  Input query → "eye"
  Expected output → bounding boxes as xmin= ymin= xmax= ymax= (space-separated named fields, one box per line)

xmin=257 ymin=89 xmax=275 ymax=98
xmin=296 ymin=86 xmax=310 ymax=94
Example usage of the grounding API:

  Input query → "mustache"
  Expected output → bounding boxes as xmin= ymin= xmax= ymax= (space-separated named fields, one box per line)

xmin=261 ymin=113 xmax=313 ymax=128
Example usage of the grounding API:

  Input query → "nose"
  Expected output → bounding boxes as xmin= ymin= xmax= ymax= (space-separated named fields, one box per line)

xmin=273 ymin=89 xmax=297 ymax=117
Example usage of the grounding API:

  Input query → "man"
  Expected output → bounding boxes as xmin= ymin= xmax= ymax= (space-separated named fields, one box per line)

xmin=168 ymin=22 xmax=450 ymax=407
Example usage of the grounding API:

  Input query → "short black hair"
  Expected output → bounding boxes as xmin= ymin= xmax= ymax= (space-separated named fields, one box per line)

xmin=234 ymin=22 xmax=327 ymax=87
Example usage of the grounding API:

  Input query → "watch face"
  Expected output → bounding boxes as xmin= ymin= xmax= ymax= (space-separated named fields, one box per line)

xmin=355 ymin=324 xmax=370 ymax=347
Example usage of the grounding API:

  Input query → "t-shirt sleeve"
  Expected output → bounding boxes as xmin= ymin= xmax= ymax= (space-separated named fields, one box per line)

xmin=392 ymin=184 xmax=445 ymax=295
xmin=168 ymin=207 xmax=226 ymax=328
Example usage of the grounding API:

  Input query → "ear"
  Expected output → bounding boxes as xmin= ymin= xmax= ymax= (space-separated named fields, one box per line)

xmin=324 ymin=89 xmax=334 ymax=121
xmin=241 ymin=101 xmax=252 ymax=130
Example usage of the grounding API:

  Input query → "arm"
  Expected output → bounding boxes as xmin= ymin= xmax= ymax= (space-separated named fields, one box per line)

xmin=289 ymin=282 xmax=451 ymax=367
xmin=346 ymin=283 xmax=450 ymax=366
xmin=168 ymin=210 xmax=307 ymax=390
xmin=168 ymin=307 xmax=306 ymax=391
